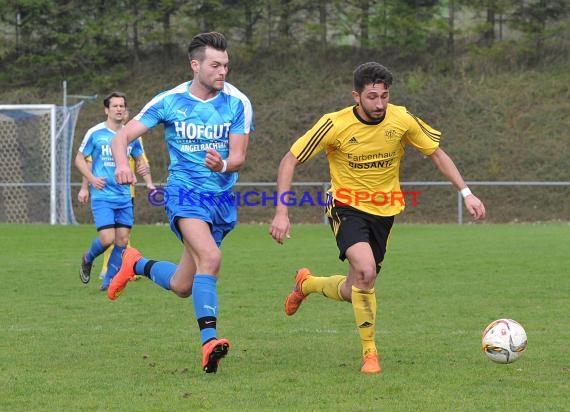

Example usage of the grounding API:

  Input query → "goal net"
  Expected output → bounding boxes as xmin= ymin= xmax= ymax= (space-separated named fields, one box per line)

xmin=0 ymin=103 xmax=84 ymax=224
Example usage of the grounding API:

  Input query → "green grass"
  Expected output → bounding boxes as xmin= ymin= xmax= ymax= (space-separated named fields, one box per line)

xmin=0 ymin=223 xmax=568 ymax=411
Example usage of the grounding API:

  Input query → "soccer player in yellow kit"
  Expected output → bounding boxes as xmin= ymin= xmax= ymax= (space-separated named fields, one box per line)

xmin=269 ymin=62 xmax=485 ymax=374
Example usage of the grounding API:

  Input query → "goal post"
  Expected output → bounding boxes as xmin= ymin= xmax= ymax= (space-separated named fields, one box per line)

xmin=0 ymin=102 xmax=84 ymax=224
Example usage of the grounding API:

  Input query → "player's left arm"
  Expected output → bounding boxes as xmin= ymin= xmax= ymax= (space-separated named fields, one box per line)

xmin=429 ymin=147 xmax=486 ymax=220
xmin=205 ymin=132 xmax=249 ymax=173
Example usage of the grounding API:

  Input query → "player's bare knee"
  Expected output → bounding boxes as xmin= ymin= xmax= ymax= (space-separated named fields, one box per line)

xmin=358 ymin=276 xmax=377 ymax=290
xmin=198 ymin=249 xmax=222 ymax=274
xmin=115 ymin=236 xmax=129 ymax=248
xmin=172 ymin=282 xmax=192 ymax=298
xmin=350 ymin=265 xmax=377 ymax=290
xmin=99 ymin=235 xmax=114 ymax=248
xmin=174 ymin=288 xmax=192 ymax=298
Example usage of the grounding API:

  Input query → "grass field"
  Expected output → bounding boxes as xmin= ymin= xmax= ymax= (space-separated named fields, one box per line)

xmin=0 ymin=222 xmax=568 ymax=411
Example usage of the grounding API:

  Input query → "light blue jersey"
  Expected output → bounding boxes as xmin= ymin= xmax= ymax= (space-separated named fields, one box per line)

xmin=135 ymin=81 xmax=254 ymax=194
xmin=78 ymin=122 xmax=144 ymax=201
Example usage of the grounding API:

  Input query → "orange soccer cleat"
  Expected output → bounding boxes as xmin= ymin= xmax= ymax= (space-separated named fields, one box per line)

xmin=107 ymin=248 xmax=142 ymax=301
xmin=202 ymin=338 xmax=230 ymax=373
xmin=360 ymin=353 xmax=382 ymax=374
xmin=284 ymin=268 xmax=312 ymax=316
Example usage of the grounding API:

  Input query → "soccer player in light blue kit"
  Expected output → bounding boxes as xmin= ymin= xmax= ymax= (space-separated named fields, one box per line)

xmin=108 ymin=32 xmax=254 ymax=374
xmin=75 ymin=92 xmax=146 ymax=290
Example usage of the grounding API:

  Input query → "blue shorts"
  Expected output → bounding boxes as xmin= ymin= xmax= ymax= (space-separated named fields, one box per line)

xmin=91 ymin=197 xmax=134 ymax=231
xmin=165 ymin=186 xmax=237 ymax=246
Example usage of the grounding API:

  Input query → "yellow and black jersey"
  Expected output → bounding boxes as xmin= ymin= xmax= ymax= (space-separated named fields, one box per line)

xmin=290 ymin=103 xmax=441 ymax=216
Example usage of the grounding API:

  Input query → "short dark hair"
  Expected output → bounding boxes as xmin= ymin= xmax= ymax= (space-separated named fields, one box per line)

xmin=353 ymin=62 xmax=393 ymax=93
xmin=187 ymin=32 xmax=227 ymax=61
xmin=103 ymin=91 xmax=127 ymax=108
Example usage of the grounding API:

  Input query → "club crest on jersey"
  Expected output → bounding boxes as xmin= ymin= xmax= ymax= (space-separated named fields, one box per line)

xmin=384 ymin=129 xmax=398 ymax=142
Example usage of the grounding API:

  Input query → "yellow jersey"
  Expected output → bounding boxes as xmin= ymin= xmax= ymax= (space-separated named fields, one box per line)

xmin=290 ymin=104 xmax=440 ymax=216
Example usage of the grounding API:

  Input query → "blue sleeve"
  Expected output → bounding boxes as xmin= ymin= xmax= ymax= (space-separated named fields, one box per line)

xmin=130 ymin=138 xmax=144 ymax=158
xmin=79 ymin=134 xmax=94 ymax=157
xmin=229 ymin=100 xmax=246 ymax=135
xmin=136 ymin=92 xmax=169 ymax=129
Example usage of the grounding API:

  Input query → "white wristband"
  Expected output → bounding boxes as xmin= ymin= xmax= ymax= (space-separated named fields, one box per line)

xmin=220 ymin=159 xmax=227 ymax=173
xmin=460 ymin=187 xmax=472 ymax=198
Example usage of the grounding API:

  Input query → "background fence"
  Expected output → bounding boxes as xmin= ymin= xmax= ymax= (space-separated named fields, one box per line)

xmin=65 ymin=181 xmax=570 ymax=226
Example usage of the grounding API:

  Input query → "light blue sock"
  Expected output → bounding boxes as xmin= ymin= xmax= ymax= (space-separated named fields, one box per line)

xmin=102 ymin=244 xmax=126 ymax=287
xmin=135 ymin=258 xmax=176 ymax=290
xmin=86 ymin=238 xmax=106 ymax=263
xmin=192 ymin=275 xmax=218 ymax=344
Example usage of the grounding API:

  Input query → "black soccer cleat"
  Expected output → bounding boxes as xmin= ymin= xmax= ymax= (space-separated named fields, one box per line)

xmin=79 ymin=253 xmax=92 ymax=284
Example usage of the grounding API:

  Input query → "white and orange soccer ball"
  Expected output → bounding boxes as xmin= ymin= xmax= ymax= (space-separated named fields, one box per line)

xmin=482 ymin=319 xmax=528 ymax=364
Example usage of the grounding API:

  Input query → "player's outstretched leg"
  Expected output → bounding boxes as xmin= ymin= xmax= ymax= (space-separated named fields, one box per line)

xmin=107 ymin=248 xmax=141 ymax=301
xmin=284 ymin=268 xmax=312 ymax=316
xmin=202 ymin=338 xmax=230 ymax=373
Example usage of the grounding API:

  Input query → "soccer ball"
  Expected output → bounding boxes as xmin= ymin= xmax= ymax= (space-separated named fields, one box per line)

xmin=482 ymin=319 xmax=527 ymax=364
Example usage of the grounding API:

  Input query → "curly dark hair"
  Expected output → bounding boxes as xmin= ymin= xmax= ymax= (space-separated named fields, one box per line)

xmin=353 ymin=62 xmax=393 ymax=93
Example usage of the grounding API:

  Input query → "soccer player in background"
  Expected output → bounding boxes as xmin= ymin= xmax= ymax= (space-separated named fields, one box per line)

xmin=78 ymin=108 xmax=155 ymax=282
xmin=76 ymin=92 xmax=150 ymax=291
xmin=269 ymin=62 xmax=485 ymax=374
xmin=108 ymin=32 xmax=254 ymax=374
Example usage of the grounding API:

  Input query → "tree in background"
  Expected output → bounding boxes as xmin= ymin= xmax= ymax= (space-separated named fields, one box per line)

xmin=510 ymin=0 xmax=568 ymax=61
xmin=0 ymin=0 xmax=568 ymax=89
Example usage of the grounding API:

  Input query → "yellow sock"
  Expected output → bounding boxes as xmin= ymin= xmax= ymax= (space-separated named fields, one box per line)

xmin=351 ymin=285 xmax=377 ymax=356
xmin=302 ymin=275 xmax=346 ymax=301
xmin=101 ymin=245 xmax=113 ymax=274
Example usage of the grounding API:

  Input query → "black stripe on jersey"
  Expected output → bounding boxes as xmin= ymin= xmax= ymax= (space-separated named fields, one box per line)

xmin=297 ymin=118 xmax=333 ymax=163
xmin=407 ymin=111 xmax=441 ymax=143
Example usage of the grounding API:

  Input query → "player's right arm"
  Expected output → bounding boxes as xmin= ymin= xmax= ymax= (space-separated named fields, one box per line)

xmin=78 ymin=177 xmax=89 ymax=204
xmin=77 ymin=159 xmax=92 ymax=204
xmin=112 ymin=119 xmax=149 ymax=185
xmin=270 ymin=114 xmax=333 ymax=244
xmin=269 ymin=151 xmax=302 ymax=245
xmin=74 ymin=152 xmax=106 ymax=190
